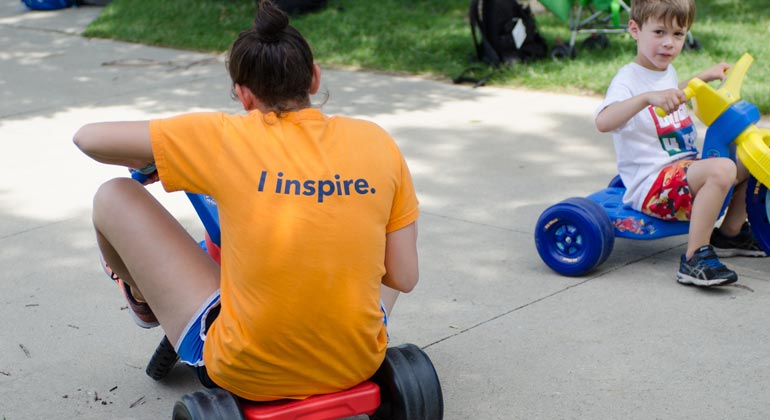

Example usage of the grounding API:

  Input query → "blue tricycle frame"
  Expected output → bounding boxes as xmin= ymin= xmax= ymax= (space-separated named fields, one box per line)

xmin=535 ymin=56 xmax=770 ymax=277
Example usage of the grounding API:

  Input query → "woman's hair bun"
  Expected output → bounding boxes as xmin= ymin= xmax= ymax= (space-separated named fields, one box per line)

xmin=254 ymin=1 xmax=289 ymax=42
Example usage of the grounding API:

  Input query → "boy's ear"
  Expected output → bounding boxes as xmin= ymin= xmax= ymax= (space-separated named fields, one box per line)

xmin=628 ymin=19 xmax=641 ymax=40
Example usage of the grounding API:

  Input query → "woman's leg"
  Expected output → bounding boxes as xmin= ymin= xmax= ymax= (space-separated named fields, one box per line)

xmin=92 ymin=178 xmax=220 ymax=345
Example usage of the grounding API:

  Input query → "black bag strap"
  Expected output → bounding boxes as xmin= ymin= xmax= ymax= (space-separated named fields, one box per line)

xmin=469 ymin=0 xmax=483 ymax=62
xmin=452 ymin=66 xmax=494 ymax=88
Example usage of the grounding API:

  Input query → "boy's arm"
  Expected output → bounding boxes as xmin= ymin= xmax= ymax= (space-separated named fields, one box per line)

xmin=678 ymin=62 xmax=730 ymax=90
xmin=382 ymin=222 xmax=418 ymax=293
xmin=73 ymin=121 xmax=154 ymax=169
xmin=595 ymin=89 xmax=686 ymax=132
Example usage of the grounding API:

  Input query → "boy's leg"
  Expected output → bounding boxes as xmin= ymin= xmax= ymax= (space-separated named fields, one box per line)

xmin=709 ymin=159 xmax=766 ymax=257
xmin=719 ymin=158 xmax=751 ymax=235
xmin=682 ymin=158 xmax=736 ymax=258
xmin=674 ymin=158 xmax=738 ymax=286
xmin=92 ymin=178 xmax=220 ymax=345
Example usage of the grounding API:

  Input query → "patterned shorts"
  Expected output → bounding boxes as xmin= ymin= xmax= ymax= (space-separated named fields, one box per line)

xmin=641 ymin=160 xmax=694 ymax=221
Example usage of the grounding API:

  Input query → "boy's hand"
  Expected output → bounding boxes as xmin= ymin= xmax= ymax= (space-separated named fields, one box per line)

xmin=698 ymin=62 xmax=731 ymax=83
xmin=647 ymin=89 xmax=687 ymax=115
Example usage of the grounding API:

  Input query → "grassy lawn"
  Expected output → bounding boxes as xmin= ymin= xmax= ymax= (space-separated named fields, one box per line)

xmin=84 ymin=0 xmax=770 ymax=114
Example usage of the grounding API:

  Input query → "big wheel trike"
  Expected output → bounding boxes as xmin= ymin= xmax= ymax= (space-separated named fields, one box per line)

xmin=130 ymin=175 xmax=444 ymax=419
xmin=535 ymin=53 xmax=770 ymax=276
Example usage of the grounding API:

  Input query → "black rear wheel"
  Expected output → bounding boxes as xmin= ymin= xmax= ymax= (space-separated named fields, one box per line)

xmin=371 ymin=343 xmax=444 ymax=420
xmin=172 ymin=388 xmax=244 ymax=420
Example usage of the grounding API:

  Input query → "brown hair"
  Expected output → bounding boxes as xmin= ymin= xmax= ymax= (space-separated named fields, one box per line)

xmin=630 ymin=0 xmax=696 ymax=30
xmin=226 ymin=0 xmax=315 ymax=113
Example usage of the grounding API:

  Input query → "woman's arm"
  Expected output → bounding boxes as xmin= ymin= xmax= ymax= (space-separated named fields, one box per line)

xmin=73 ymin=121 xmax=154 ymax=169
xmin=382 ymin=222 xmax=418 ymax=293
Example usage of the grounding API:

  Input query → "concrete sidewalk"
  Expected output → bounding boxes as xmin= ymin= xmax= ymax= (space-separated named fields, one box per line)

xmin=1 ymin=4 xmax=769 ymax=420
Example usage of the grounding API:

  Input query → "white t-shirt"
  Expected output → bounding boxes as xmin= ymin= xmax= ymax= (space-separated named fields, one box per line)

xmin=596 ymin=62 xmax=698 ymax=210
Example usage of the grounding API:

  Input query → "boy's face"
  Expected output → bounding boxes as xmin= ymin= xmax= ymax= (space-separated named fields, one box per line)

xmin=629 ymin=17 xmax=688 ymax=71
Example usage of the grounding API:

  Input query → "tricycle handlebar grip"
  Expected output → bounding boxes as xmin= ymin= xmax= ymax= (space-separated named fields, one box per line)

xmin=131 ymin=170 xmax=150 ymax=184
xmin=654 ymin=86 xmax=695 ymax=118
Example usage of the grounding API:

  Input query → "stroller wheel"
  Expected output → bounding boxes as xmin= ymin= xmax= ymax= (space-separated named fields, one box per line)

xmin=684 ymin=37 xmax=701 ymax=51
xmin=550 ymin=44 xmax=574 ymax=60
xmin=582 ymin=34 xmax=610 ymax=50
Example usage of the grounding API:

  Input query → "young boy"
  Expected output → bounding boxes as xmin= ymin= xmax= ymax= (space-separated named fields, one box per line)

xmin=595 ymin=0 xmax=765 ymax=287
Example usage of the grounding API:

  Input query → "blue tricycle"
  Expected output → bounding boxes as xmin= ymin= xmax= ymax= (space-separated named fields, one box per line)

xmin=535 ymin=53 xmax=770 ymax=276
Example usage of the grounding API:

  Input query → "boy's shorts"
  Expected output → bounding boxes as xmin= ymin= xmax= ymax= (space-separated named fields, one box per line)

xmin=641 ymin=159 xmax=694 ymax=221
xmin=177 ymin=291 xmax=390 ymax=387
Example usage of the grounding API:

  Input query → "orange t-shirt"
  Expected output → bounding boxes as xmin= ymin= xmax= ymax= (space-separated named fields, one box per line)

xmin=149 ymin=108 xmax=419 ymax=401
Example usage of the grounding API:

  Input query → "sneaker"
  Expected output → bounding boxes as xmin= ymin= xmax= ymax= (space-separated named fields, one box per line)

xmin=676 ymin=245 xmax=738 ymax=287
xmin=710 ymin=222 xmax=767 ymax=258
xmin=101 ymin=257 xmax=159 ymax=329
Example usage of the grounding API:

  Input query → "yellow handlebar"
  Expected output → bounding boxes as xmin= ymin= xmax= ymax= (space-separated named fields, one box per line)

xmin=654 ymin=86 xmax=695 ymax=118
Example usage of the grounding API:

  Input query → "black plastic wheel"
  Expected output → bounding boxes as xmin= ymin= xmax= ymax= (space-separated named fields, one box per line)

xmin=684 ymin=37 xmax=701 ymax=51
xmin=146 ymin=336 xmax=179 ymax=380
xmin=534 ymin=197 xmax=615 ymax=276
xmin=746 ymin=176 xmax=770 ymax=254
xmin=550 ymin=43 xmax=574 ymax=60
xmin=582 ymin=34 xmax=610 ymax=50
xmin=371 ymin=344 xmax=444 ymax=420
xmin=172 ymin=388 xmax=244 ymax=420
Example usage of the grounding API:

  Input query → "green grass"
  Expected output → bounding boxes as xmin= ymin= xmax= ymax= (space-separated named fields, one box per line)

xmin=83 ymin=0 xmax=770 ymax=114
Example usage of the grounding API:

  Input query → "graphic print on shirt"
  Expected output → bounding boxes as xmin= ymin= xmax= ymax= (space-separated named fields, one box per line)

xmin=256 ymin=170 xmax=376 ymax=203
xmin=648 ymin=105 xmax=696 ymax=157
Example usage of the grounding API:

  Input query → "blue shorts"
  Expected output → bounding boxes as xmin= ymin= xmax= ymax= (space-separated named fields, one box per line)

xmin=175 ymin=290 xmax=221 ymax=367
xmin=176 ymin=292 xmax=389 ymax=368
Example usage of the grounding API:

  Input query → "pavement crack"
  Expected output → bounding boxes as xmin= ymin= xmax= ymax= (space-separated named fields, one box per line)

xmin=0 ymin=23 xmax=81 ymax=36
xmin=422 ymin=244 xmax=686 ymax=350
xmin=423 ymin=276 xmax=594 ymax=349
xmin=420 ymin=210 xmax=521 ymax=233
xmin=0 ymin=219 xmax=71 ymax=240
xmin=101 ymin=57 xmax=220 ymax=70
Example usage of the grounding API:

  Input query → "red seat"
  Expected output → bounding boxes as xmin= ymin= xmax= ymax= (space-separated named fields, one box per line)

xmin=241 ymin=381 xmax=381 ymax=420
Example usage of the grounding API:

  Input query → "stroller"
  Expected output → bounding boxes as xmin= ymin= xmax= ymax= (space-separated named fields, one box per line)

xmin=538 ymin=0 xmax=700 ymax=58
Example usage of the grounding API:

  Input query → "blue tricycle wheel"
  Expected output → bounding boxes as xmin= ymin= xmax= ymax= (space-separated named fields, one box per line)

xmin=535 ymin=197 xmax=615 ymax=276
xmin=746 ymin=176 xmax=770 ymax=254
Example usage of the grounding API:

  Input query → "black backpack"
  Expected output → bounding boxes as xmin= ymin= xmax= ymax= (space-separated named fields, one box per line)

xmin=469 ymin=0 xmax=548 ymax=66
xmin=271 ymin=0 xmax=327 ymax=15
